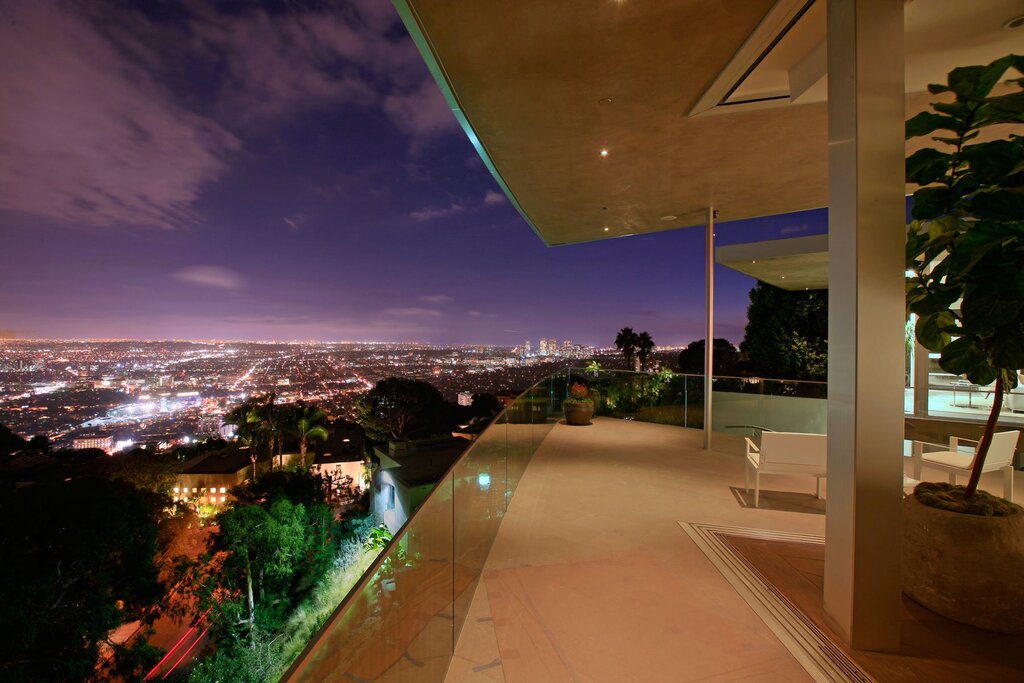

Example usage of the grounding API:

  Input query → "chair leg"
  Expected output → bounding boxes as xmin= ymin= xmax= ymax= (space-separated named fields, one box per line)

xmin=754 ymin=472 xmax=760 ymax=508
xmin=912 ymin=441 xmax=923 ymax=479
xmin=1003 ymin=466 xmax=1014 ymax=502
xmin=816 ymin=477 xmax=821 ymax=499
xmin=948 ymin=472 xmax=957 ymax=485
xmin=745 ymin=462 xmax=749 ymax=493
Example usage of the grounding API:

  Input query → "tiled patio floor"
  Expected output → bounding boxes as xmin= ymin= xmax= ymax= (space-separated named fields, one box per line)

xmin=446 ymin=417 xmax=1020 ymax=683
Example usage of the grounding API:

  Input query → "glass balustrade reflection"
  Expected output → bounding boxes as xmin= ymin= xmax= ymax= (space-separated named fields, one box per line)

xmin=287 ymin=372 xmax=566 ymax=682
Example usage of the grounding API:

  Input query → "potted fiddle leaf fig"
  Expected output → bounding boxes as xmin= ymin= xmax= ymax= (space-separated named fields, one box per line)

xmin=563 ymin=382 xmax=595 ymax=426
xmin=903 ymin=54 xmax=1024 ymax=633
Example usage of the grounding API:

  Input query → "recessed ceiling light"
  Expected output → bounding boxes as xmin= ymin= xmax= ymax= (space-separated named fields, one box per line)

xmin=659 ymin=215 xmax=677 ymax=221
xmin=603 ymin=227 xmax=610 ymax=232
xmin=752 ymin=260 xmax=757 ymax=264
xmin=1004 ymin=14 xmax=1024 ymax=29
xmin=600 ymin=149 xmax=609 ymax=157
xmin=598 ymin=97 xmax=614 ymax=106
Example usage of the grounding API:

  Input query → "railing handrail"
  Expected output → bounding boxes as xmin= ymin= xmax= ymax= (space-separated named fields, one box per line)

xmin=282 ymin=369 xmax=566 ymax=681
xmin=568 ymin=367 xmax=829 ymax=386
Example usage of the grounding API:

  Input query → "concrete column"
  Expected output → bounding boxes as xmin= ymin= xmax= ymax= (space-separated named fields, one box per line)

xmin=703 ymin=207 xmax=715 ymax=450
xmin=824 ymin=0 xmax=905 ymax=651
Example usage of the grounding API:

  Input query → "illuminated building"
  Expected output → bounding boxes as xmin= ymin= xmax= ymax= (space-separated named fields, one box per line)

xmin=72 ymin=434 xmax=113 ymax=453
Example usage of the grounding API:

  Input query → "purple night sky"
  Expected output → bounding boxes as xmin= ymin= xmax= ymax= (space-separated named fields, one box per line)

xmin=0 ymin=1 xmax=826 ymax=347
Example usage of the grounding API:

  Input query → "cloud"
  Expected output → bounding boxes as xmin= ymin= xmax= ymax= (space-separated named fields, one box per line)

xmin=0 ymin=2 xmax=240 ymax=229
xmin=174 ymin=266 xmax=245 ymax=290
xmin=383 ymin=78 xmax=459 ymax=139
xmin=283 ymin=213 xmax=308 ymax=230
xmin=0 ymin=1 xmax=457 ymax=231
xmin=409 ymin=202 xmax=465 ymax=222
xmin=383 ymin=307 xmax=442 ymax=317
xmin=468 ymin=310 xmax=482 ymax=317
xmin=468 ymin=310 xmax=496 ymax=318
xmin=420 ymin=295 xmax=454 ymax=304
xmin=483 ymin=190 xmax=507 ymax=206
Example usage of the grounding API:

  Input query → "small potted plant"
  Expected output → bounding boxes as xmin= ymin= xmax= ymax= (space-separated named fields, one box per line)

xmin=563 ymin=382 xmax=595 ymax=426
xmin=903 ymin=55 xmax=1024 ymax=633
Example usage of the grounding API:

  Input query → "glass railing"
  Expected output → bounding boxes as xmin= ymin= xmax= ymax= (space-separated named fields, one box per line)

xmin=283 ymin=373 xmax=566 ymax=681
xmin=710 ymin=375 xmax=827 ymax=436
xmin=563 ymin=368 xmax=828 ymax=436
xmin=565 ymin=367 xmax=705 ymax=428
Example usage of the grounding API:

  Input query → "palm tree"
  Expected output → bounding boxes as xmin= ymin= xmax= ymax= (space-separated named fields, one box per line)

xmin=615 ymin=327 xmax=640 ymax=370
xmin=636 ymin=331 xmax=655 ymax=371
xmin=291 ymin=402 xmax=329 ymax=468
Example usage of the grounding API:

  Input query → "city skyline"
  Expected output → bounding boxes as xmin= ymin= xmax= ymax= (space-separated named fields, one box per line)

xmin=0 ymin=0 xmax=826 ymax=347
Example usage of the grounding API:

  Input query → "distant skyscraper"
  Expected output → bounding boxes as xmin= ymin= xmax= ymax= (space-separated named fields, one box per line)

xmin=524 ymin=340 xmax=531 ymax=355
xmin=538 ymin=339 xmax=547 ymax=356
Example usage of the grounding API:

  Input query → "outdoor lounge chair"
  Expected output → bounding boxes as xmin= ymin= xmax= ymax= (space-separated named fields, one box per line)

xmin=912 ymin=430 xmax=1018 ymax=501
xmin=744 ymin=432 xmax=828 ymax=508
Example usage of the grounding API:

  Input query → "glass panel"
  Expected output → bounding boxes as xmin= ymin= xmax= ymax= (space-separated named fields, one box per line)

xmin=291 ymin=471 xmax=455 ymax=682
xmin=926 ymin=384 xmax=1024 ymax=426
xmin=452 ymin=414 xmax=507 ymax=640
xmin=711 ymin=376 xmax=827 ymax=437
xmin=289 ymin=372 xmax=568 ymax=682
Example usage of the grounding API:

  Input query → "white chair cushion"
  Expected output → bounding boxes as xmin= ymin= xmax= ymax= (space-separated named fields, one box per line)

xmin=922 ymin=450 xmax=972 ymax=470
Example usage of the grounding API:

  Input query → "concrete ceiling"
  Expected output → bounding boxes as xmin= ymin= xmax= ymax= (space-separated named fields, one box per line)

xmin=395 ymin=0 xmax=1023 ymax=246
xmin=715 ymin=234 xmax=829 ymax=291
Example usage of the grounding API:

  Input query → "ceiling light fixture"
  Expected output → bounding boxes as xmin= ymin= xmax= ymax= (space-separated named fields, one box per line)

xmin=603 ymin=227 xmax=610 ymax=232
xmin=600 ymin=149 xmax=609 ymax=157
xmin=1004 ymin=14 xmax=1024 ymax=29
xmin=598 ymin=97 xmax=614 ymax=106
xmin=659 ymin=215 xmax=677 ymax=221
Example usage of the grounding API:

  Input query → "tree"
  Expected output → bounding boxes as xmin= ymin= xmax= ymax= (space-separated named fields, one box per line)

xmin=904 ymin=55 xmax=1024 ymax=497
xmin=288 ymin=403 xmax=329 ymax=467
xmin=355 ymin=377 xmax=448 ymax=442
xmin=219 ymin=501 xmax=307 ymax=641
xmin=0 ymin=423 xmax=27 ymax=457
xmin=0 ymin=478 xmax=162 ymax=682
xmin=636 ymin=331 xmax=656 ymax=370
xmin=614 ymin=327 xmax=640 ymax=370
xmin=677 ymin=338 xmax=740 ymax=375
xmin=740 ymin=282 xmax=828 ymax=380
xmin=469 ymin=393 xmax=502 ymax=419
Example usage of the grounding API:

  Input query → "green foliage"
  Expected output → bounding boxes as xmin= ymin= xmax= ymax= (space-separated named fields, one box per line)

xmin=906 ymin=56 xmax=1024 ymax=387
xmin=355 ymin=377 xmax=450 ymax=442
xmin=585 ymin=360 xmax=602 ymax=375
xmin=676 ymin=338 xmax=740 ymax=375
xmin=905 ymin=55 xmax=1024 ymax=497
xmin=0 ymin=478 xmax=162 ymax=682
xmin=740 ymin=283 xmax=828 ymax=380
xmin=914 ymin=482 xmax=1022 ymax=517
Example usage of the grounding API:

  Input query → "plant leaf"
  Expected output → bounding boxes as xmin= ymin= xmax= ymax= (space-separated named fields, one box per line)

xmin=905 ymin=148 xmax=952 ymax=185
xmin=905 ymin=111 xmax=959 ymax=140
xmin=916 ymin=311 xmax=955 ymax=351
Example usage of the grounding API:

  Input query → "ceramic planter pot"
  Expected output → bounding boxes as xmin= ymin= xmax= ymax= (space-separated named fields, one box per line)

xmin=902 ymin=494 xmax=1024 ymax=633
xmin=563 ymin=400 xmax=594 ymax=426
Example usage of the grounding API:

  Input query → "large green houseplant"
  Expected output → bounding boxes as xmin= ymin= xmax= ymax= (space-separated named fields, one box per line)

xmin=903 ymin=54 xmax=1024 ymax=632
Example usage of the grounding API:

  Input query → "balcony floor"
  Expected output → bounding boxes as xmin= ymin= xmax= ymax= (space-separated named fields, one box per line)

xmin=448 ymin=418 xmax=827 ymax=682
xmin=446 ymin=417 xmax=1022 ymax=683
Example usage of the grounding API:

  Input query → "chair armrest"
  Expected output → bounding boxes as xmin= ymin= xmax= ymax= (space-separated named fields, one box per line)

xmin=949 ymin=436 xmax=979 ymax=452
xmin=744 ymin=437 xmax=759 ymax=456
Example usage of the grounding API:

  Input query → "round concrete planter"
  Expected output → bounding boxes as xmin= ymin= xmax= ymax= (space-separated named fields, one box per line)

xmin=903 ymin=494 xmax=1024 ymax=633
xmin=563 ymin=400 xmax=594 ymax=426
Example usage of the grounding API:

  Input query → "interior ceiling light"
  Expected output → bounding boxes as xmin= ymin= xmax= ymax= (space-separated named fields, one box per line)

xmin=659 ymin=215 xmax=677 ymax=221
xmin=600 ymin=149 xmax=609 ymax=157
xmin=1004 ymin=15 xmax=1024 ymax=29
xmin=598 ymin=97 xmax=614 ymax=106
xmin=603 ymin=227 xmax=610 ymax=232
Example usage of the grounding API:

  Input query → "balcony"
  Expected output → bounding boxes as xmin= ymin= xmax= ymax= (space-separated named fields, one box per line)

xmin=285 ymin=372 xmax=1024 ymax=681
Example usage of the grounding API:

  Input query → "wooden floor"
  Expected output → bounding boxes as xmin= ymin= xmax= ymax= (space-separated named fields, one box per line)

xmin=726 ymin=534 xmax=1024 ymax=682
